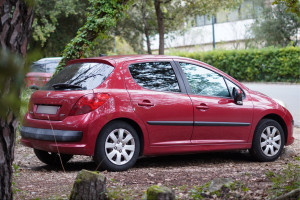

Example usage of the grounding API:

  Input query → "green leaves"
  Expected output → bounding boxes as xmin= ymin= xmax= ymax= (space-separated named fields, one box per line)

xmin=0 ymin=50 xmax=25 ymax=118
xmin=250 ymin=2 xmax=300 ymax=47
xmin=171 ymin=46 xmax=300 ymax=82
xmin=56 ymin=0 xmax=129 ymax=73
xmin=265 ymin=157 xmax=300 ymax=198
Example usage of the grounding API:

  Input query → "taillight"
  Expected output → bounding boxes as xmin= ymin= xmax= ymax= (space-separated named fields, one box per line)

xmin=69 ymin=93 xmax=110 ymax=116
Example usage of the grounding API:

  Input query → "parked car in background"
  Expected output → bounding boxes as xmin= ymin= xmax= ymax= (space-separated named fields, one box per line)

xmin=20 ymin=55 xmax=294 ymax=171
xmin=25 ymin=57 xmax=62 ymax=89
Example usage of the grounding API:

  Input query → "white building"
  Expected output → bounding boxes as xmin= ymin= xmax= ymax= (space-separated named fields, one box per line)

xmin=149 ymin=0 xmax=271 ymax=52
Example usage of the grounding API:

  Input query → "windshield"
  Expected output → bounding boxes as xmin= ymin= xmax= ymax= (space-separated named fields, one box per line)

xmin=42 ymin=62 xmax=114 ymax=90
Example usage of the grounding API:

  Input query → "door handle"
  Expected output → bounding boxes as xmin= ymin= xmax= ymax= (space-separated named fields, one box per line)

xmin=138 ymin=100 xmax=154 ymax=107
xmin=196 ymin=103 xmax=209 ymax=110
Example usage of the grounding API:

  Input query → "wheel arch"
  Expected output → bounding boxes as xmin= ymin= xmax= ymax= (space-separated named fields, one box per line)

xmin=95 ymin=117 xmax=144 ymax=156
xmin=260 ymin=114 xmax=287 ymax=144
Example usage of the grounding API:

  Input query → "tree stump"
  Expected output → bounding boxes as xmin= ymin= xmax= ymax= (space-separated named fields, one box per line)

xmin=146 ymin=185 xmax=175 ymax=200
xmin=69 ymin=169 xmax=107 ymax=200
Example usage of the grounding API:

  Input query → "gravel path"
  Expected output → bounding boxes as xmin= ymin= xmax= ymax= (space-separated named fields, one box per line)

xmin=14 ymin=128 xmax=300 ymax=200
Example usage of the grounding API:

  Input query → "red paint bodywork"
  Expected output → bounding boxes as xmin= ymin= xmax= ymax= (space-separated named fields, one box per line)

xmin=25 ymin=72 xmax=52 ymax=88
xmin=21 ymin=55 xmax=294 ymax=157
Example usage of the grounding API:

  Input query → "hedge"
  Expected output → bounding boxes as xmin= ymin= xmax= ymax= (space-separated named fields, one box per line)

xmin=170 ymin=46 xmax=300 ymax=82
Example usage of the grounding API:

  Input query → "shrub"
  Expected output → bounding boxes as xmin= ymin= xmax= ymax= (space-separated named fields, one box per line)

xmin=170 ymin=46 xmax=300 ymax=82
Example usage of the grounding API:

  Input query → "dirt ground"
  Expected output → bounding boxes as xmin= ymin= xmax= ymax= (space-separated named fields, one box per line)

xmin=14 ymin=128 xmax=300 ymax=200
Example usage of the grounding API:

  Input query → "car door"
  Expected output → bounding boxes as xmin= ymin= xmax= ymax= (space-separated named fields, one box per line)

xmin=123 ymin=60 xmax=194 ymax=146
xmin=177 ymin=62 xmax=253 ymax=144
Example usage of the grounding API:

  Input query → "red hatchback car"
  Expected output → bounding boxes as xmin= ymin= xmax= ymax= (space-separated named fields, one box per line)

xmin=21 ymin=55 xmax=294 ymax=171
xmin=25 ymin=57 xmax=62 ymax=89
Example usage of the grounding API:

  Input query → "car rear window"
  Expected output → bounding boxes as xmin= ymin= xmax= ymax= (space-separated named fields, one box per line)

xmin=42 ymin=62 xmax=114 ymax=90
xmin=30 ymin=63 xmax=45 ymax=72
xmin=30 ymin=61 xmax=60 ymax=73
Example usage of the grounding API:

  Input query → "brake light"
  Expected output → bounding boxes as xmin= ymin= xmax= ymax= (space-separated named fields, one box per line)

xmin=69 ymin=93 xmax=110 ymax=116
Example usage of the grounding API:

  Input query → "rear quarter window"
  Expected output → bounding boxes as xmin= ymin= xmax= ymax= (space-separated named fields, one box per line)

xmin=42 ymin=62 xmax=114 ymax=90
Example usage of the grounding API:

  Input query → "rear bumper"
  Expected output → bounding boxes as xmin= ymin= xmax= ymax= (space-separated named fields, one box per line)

xmin=20 ymin=126 xmax=82 ymax=142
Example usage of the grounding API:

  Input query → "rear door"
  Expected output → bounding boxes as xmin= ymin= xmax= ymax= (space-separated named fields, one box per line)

xmin=123 ymin=60 xmax=194 ymax=146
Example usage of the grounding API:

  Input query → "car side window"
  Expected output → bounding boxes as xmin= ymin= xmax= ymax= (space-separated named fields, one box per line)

xmin=129 ymin=62 xmax=180 ymax=92
xmin=180 ymin=62 xmax=230 ymax=97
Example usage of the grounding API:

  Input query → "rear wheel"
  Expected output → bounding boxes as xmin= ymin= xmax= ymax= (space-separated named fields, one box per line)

xmin=250 ymin=119 xmax=285 ymax=162
xmin=34 ymin=149 xmax=73 ymax=166
xmin=94 ymin=121 xmax=140 ymax=171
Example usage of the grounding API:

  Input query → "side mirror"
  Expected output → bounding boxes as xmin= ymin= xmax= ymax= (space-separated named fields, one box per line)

xmin=232 ymin=87 xmax=243 ymax=105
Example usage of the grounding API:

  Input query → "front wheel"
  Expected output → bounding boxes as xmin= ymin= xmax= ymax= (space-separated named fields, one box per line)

xmin=250 ymin=119 xmax=285 ymax=162
xmin=94 ymin=121 xmax=140 ymax=171
xmin=34 ymin=149 xmax=73 ymax=166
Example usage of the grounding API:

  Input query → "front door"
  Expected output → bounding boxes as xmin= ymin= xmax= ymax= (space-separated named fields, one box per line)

xmin=178 ymin=62 xmax=253 ymax=144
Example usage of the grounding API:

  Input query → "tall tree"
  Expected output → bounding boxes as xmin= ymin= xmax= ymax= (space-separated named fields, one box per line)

xmin=153 ymin=0 xmax=242 ymax=55
xmin=154 ymin=0 xmax=165 ymax=55
xmin=251 ymin=2 xmax=300 ymax=47
xmin=273 ymin=0 xmax=300 ymax=16
xmin=30 ymin=0 xmax=89 ymax=57
xmin=0 ymin=0 xmax=34 ymax=199
xmin=142 ymin=0 xmax=153 ymax=54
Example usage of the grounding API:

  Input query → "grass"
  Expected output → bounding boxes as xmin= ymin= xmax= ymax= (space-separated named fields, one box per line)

xmin=265 ymin=156 xmax=300 ymax=199
xmin=16 ymin=88 xmax=33 ymax=140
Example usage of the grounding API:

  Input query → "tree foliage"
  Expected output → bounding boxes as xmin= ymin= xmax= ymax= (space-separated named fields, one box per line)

xmin=30 ymin=0 xmax=89 ymax=57
xmin=273 ymin=0 xmax=300 ymax=16
xmin=56 ymin=0 xmax=129 ymax=72
xmin=251 ymin=2 xmax=300 ymax=47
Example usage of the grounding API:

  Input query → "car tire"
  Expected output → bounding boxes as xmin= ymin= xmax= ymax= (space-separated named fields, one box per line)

xmin=94 ymin=121 xmax=140 ymax=171
xmin=250 ymin=119 xmax=285 ymax=162
xmin=34 ymin=149 xmax=73 ymax=166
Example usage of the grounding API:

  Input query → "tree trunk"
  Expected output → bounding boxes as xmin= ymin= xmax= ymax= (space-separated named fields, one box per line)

xmin=0 ymin=0 xmax=33 ymax=199
xmin=154 ymin=0 xmax=164 ymax=55
xmin=0 ymin=113 xmax=18 ymax=200
xmin=142 ymin=0 xmax=152 ymax=54
xmin=0 ymin=0 xmax=34 ymax=56
xmin=70 ymin=170 xmax=107 ymax=200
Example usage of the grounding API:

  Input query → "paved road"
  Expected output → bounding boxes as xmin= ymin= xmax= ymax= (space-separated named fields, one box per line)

xmin=244 ymin=83 xmax=300 ymax=127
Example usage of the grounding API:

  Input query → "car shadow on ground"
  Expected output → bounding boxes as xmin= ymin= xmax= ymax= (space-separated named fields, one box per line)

xmin=29 ymin=150 xmax=253 ymax=172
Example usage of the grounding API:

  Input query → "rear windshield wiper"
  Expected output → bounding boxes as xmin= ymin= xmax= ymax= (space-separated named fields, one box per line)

xmin=52 ymin=83 xmax=83 ymax=90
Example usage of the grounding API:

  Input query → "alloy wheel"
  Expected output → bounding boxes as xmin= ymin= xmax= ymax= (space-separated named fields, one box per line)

xmin=104 ymin=128 xmax=135 ymax=165
xmin=260 ymin=126 xmax=281 ymax=157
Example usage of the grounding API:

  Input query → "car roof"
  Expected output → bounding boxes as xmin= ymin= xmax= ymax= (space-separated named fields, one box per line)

xmin=35 ymin=57 xmax=62 ymax=64
xmin=67 ymin=54 xmax=192 ymax=67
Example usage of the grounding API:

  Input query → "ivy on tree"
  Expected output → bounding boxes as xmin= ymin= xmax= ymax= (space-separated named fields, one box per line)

xmin=57 ymin=0 xmax=129 ymax=73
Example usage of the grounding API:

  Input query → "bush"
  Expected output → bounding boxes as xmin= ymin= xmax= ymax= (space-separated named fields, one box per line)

xmin=169 ymin=46 xmax=300 ymax=82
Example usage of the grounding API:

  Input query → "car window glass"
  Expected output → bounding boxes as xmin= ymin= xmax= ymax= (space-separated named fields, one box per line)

xmin=180 ymin=63 xmax=230 ymax=97
xmin=30 ymin=63 xmax=45 ymax=72
xmin=46 ymin=62 xmax=59 ymax=73
xmin=42 ymin=62 xmax=114 ymax=90
xmin=129 ymin=62 xmax=180 ymax=92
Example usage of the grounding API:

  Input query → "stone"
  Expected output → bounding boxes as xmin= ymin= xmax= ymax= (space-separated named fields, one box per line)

xmin=146 ymin=185 xmax=175 ymax=200
xmin=69 ymin=169 xmax=107 ymax=200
